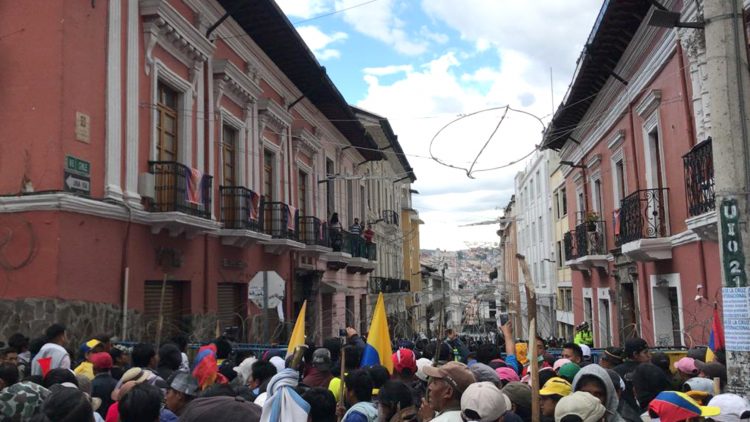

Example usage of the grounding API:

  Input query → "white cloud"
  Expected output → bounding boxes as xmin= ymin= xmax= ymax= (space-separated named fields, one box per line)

xmin=295 ymin=25 xmax=348 ymax=61
xmin=275 ymin=0 xmax=330 ymax=19
xmin=363 ymin=65 xmax=414 ymax=76
xmin=335 ymin=0 xmax=429 ymax=55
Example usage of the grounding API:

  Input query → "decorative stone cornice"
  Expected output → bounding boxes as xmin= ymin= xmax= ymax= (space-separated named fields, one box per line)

xmin=141 ymin=0 xmax=215 ymax=75
xmin=635 ymin=89 xmax=662 ymax=118
xmin=213 ymin=59 xmax=261 ymax=109
xmin=258 ymin=98 xmax=293 ymax=132
xmin=292 ymin=127 xmax=322 ymax=158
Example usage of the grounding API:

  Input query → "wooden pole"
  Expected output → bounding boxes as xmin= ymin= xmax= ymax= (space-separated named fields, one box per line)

xmin=156 ymin=273 xmax=168 ymax=346
xmin=516 ymin=254 xmax=539 ymax=422
xmin=338 ymin=344 xmax=349 ymax=422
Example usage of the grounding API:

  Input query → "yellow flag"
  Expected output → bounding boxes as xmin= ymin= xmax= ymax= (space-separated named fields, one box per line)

xmin=361 ymin=293 xmax=393 ymax=373
xmin=286 ymin=300 xmax=306 ymax=358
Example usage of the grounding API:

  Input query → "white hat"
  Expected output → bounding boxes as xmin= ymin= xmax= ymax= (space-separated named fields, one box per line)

xmin=269 ymin=356 xmax=285 ymax=373
xmin=232 ymin=356 xmax=257 ymax=385
xmin=579 ymin=344 xmax=592 ymax=358
xmin=460 ymin=382 xmax=510 ymax=422
xmin=708 ymin=394 xmax=750 ymax=421
xmin=416 ymin=358 xmax=432 ymax=382
xmin=555 ymin=391 xmax=606 ymax=422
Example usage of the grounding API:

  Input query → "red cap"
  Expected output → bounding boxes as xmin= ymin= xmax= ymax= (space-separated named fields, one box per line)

xmin=91 ymin=352 xmax=113 ymax=370
xmin=392 ymin=348 xmax=417 ymax=374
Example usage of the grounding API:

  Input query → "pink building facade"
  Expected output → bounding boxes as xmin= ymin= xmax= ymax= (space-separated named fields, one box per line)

xmin=0 ymin=0 xmax=407 ymax=344
xmin=543 ymin=0 xmax=721 ymax=348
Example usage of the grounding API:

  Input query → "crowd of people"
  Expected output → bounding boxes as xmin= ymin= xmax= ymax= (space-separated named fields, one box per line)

xmin=0 ymin=321 xmax=749 ymax=422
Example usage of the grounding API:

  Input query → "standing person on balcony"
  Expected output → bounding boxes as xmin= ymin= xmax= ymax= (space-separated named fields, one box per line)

xmin=363 ymin=224 xmax=375 ymax=244
xmin=350 ymin=218 xmax=363 ymax=235
xmin=330 ymin=213 xmax=343 ymax=251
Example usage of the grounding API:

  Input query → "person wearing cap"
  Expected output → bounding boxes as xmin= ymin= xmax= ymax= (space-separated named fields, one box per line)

xmin=647 ymin=390 xmax=720 ymax=422
xmin=539 ymin=377 xmax=572 ymax=421
xmin=673 ymin=357 xmax=699 ymax=383
xmin=557 ymin=362 xmax=580 ymax=384
xmin=109 ymin=344 xmax=131 ymax=381
xmin=461 ymin=381 xmax=510 ymax=422
xmin=599 ymin=348 xmax=624 ymax=370
xmin=579 ymin=345 xmax=593 ymax=366
xmin=378 ymin=380 xmax=418 ymax=422
xmin=393 ymin=348 xmax=425 ymax=405
xmin=31 ymin=323 xmax=71 ymax=376
xmin=419 ymin=361 xmax=476 ymax=421
xmin=75 ymin=339 xmax=105 ymax=380
xmin=561 ymin=343 xmax=583 ymax=365
xmin=708 ymin=393 xmax=750 ymax=421
xmin=105 ymin=367 xmax=155 ymax=422
xmin=91 ymin=352 xmax=117 ymax=418
xmin=572 ymin=364 xmax=625 ymax=421
xmin=165 ymin=371 xmax=199 ymax=416
xmin=614 ymin=338 xmax=650 ymax=419
xmin=502 ymin=381 xmax=533 ymax=421
xmin=574 ymin=322 xmax=594 ymax=347
xmin=303 ymin=348 xmax=335 ymax=388
xmin=696 ymin=360 xmax=727 ymax=393
xmin=555 ymin=391 xmax=607 ymax=422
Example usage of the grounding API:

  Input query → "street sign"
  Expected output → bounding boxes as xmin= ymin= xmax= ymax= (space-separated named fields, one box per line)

xmin=65 ymin=155 xmax=90 ymax=176
xmin=720 ymin=199 xmax=747 ymax=287
xmin=248 ymin=271 xmax=285 ymax=309
xmin=64 ymin=171 xmax=90 ymax=195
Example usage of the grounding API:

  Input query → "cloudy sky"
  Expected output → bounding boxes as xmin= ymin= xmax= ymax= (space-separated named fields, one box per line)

xmin=276 ymin=0 xmax=601 ymax=250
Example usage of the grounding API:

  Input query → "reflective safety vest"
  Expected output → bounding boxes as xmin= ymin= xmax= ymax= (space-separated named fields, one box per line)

xmin=574 ymin=329 xmax=593 ymax=347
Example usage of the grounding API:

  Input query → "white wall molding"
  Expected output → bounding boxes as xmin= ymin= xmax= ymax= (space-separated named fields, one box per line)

xmin=124 ymin=0 xmax=141 ymax=208
xmin=105 ymin=0 xmax=123 ymax=201
xmin=635 ymin=89 xmax=663 ymax=118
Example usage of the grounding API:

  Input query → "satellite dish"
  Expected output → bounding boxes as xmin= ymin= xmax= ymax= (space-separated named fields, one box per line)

xmin=248 ymin=271 xmax=285 ymax=309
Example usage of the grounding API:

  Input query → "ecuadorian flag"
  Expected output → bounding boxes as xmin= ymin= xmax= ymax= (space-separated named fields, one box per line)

xmin=706 ymin=304 xmax=725 ymax=362
xmin=360 ymin=293 xmax=393 ymax=373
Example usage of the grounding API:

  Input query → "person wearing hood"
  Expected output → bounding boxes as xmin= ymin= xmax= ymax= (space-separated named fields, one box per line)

xmin=572 ymin=364 xmax=624 ymax=422
xmin=630 ymin=363 xmax=672 ymax=421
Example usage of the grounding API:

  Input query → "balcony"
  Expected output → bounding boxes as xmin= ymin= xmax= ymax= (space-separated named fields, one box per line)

xmin=145 ymin=161 xmax=219 ymax=236
xmin=617 ymin=188 xmax=672 ymax=261
xmin=345 ymin=231 xmax=375 ymax=274
xmin=370 ymin=277 xmax=410 ymax=294
xmin=218 ymin=186 xmax=270 ymax=247
xmin=259 ymin=201 xmax=304 ymax=255
xmin=683 ymin=138 xmax=717 ymax=241
xmin=382 ymin=210 xmax=399 ymax=226
xmin=297 ymin=216 xmax=332 ymax=255
xmin=573 ymin=220 xmax=608 ymax=270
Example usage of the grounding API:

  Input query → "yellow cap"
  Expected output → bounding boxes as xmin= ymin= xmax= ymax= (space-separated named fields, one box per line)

xmin=539 ymin=377 xmax=572 ymax=397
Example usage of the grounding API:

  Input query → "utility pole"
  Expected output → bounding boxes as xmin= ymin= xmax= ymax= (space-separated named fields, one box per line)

xmin=704 ymin=0 xmax=750 ymax=395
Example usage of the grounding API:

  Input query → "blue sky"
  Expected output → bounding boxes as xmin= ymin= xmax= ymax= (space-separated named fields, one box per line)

xmin=276 ymin=0 xmax=602 ymax=250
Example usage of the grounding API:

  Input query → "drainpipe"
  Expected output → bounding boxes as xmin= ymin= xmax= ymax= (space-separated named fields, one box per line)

xmin=677 ymin=42 xmax=697 ymax=148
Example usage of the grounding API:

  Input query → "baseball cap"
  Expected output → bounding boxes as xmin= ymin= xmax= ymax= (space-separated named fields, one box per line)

xmin=495 ymin=367 xmax=520 ymax=383
xmin=678 ymin=358 xmax=702 ymax=378
xmin=624 ymin=338 xmax=649 ymax=358
xmin=539 ymin=377 xmax=572 ymax=397
xmin=80 ymin=339 xmax=102 ymax=354
xmin=553 ymin=358 xmax=571 ymax=372
xmin=501 ymin=381 xmax=531 ymax=410
xmin=90 ymin=352 xmax=113 ymax=370
xmin=180 ymin=396 xmax=262 ymax=422
xmin=312 ymin=348 xmax=332 ymax=372
xmin=469 ymin=363 xmax=500 ymax=385
xmin=422 ymin=361 xmax=476 ymax=394
xmin=416 ymin=358 xmax=432 ymax=382
xmin=708 ymin=393 xmax=750 ymax=421
xmin=558 ymin=362 xmax=581 ymax=382
xmin=460 ymin=382 xmax=510 ymax=422
xmin=695 ymin=361 xmax=727 ymax=387
xmin=682 ymin=377 xmax=715 ymax=395
xmin=579 ymin=344 xmax=592 ymax=359
xmin=392 ymin=348 xmax=417 ymax=374
xmin=555 ymin=391 xmax=607 ymax=422
xmin=648 ymin=391 xmax=720 ymax=420
xmin=120 ymin=367 xmax=152 ymax=384
xmin=169 ymin=372 xmax=199 ymax=397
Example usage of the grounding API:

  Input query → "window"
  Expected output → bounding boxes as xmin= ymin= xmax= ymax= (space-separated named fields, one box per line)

xmin=347 ymin=179 xmax=354 ymax=225
xmin=561 ymin=187 xmax=568 ymax=216
xmin=263 ymin=150 xmax=274 ymax=202
xmin=360 ymin=185 xmax=366 ymax=223
xmin=221 ymin=124 xmax=238 ymax=186
xmin=326 ymin=158 xmax=335 ymax=217
xmin=615 ymin=159 xmax=626 ymax=204
xmin=593 ymin=179 xmax=603 ymax=214
xmin=156 ymin=83 xmax=178 ymax=161
xmin=298 ymin=170 xmax=308 ymax=216
xmin=557 ymin=241 xmax=563 ymax=267
xmin=554 ymin=191 xmax=560 ymax=219
xmin=538 ymin=216 xmax=543 ymax=243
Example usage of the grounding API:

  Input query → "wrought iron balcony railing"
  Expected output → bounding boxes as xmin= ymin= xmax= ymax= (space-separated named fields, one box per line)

xmin=261 ymin=201 xmax=298 ymax=240
xmin=347 ymin=231 xmax=367 ymax=258
xmin=148 ymin=161 xmax=212 ymax=219
xmin=616 ymin=188 xmax=670 ymax=246
xmin=563 ymin=231 xmax=577 ymax=261
xmin=370 ymin=277 xmax=410 ymax=294
xmin=683 ymin=138 xmax=715 ymax=217
xmin=365 ymin=242 xmax=377 ymax=261
xmin=219 ymin=186 xmax=262 ymax=232
xmin=382 ymin=210 xmax=399 ymax=226
xmin=575 ymin=220 xmax=607 ymax=256
xmin=297 ymin=216 xmax=328 ymax=247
